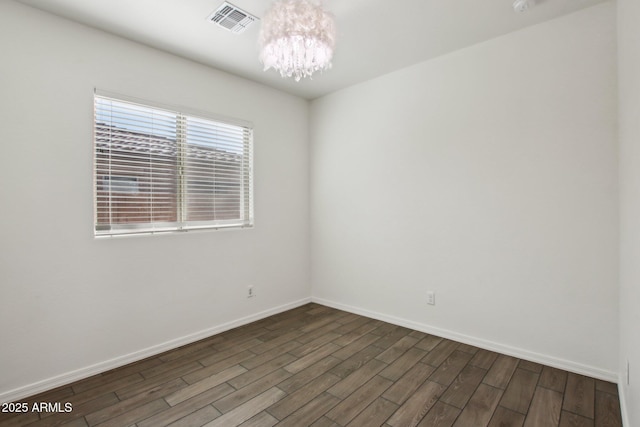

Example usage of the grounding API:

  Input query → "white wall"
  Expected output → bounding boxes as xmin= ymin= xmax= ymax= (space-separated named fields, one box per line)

xmin=311 ymin=3 xmax=618 ymax=379
xmin=0 ymin=0 xmax=624 ymax=408
xmin=0 ymin=1 xmax=310 ymax=400
xmin=618 ymin=0 xmax=640 ymax=423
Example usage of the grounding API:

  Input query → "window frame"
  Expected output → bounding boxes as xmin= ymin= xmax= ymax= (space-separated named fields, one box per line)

xmin=93 ymin=91 xmax=254 ymax=237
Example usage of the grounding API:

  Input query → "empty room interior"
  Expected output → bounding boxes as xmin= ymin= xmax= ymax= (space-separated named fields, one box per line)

xmin=0 ymin=0 xmax=638 ymax=426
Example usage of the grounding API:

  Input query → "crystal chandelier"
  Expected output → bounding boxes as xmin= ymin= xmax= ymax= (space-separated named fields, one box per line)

xmin=259 ymin=0 xmax=336 ymax=82
xmin=513 ymin=0 xmax=535 ymax=12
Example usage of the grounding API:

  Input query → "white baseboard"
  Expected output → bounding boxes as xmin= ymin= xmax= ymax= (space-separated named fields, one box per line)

xmin=618 ymin=382 xmax=630 ymax=427
xmin=312 ymin=296 xmax=618 ymax=383
xmin=0 ymin=297 xmax=311 ymax=404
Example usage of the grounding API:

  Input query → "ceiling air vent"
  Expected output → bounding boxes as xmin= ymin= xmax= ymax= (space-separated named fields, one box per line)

xmin=208 ymin=2 xmax=258 ymax=34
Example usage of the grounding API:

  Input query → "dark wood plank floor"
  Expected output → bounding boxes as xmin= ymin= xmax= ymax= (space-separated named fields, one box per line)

xmin=0 ymin=304 xmax=623 ymax=427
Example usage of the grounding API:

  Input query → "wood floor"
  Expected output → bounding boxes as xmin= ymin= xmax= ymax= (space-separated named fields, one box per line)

xmin=0 ymin=304 xmax=622 ymax=427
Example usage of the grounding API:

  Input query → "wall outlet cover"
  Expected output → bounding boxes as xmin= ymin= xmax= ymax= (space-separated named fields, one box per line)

xmin=427 ymin=291 xmax=435 ymax=305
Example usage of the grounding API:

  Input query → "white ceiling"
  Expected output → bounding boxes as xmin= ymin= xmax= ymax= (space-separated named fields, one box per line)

xmin=16 ymin=0 xmax=608 ymax=100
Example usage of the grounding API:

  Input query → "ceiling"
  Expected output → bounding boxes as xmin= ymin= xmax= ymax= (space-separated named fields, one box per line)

xmin=16 ymin=0 xmax=608 ymax=100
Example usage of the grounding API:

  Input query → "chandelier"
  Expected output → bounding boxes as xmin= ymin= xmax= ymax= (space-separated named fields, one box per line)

xmin=513 ymin=0 xmax=535 ymax=12
xmin=259 ymin=0 xmax=336 ymax=82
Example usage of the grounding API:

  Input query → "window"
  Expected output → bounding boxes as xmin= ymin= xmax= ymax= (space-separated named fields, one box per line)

xmin=94 ymin=93 xmax=253 ymax=236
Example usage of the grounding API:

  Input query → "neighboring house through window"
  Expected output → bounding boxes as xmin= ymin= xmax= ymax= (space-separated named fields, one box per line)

xmin=94 ymin=92 xmax=253 ymax=236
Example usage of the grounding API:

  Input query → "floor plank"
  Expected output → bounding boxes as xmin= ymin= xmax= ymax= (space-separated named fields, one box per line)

xmin=429 ymin=350 xmax=474 ymax=387
xmin=325 ymin=375 xmax=393 ymax=425
xmin=268 ymin=373 xmax=340 ymax=420
xmin=138 ymin=383 xmax=233 ymax=427
xmin=417 ymin=401 xmax=461 ymax=427
xmin=382 ymin=362 xmax=436 ymax=405
xmin=499 ymin=368 xmax=539 ymax=414
xmin=483 ymin=355 xmax=519 ymax=389
xmin=595 ymin=390 xmax=622 ymax=427
xmin=539 ymin=366 xmax=568 ymax=393
xmin=202 ymin=387 xmax=285 ymax=427
xmin=346 ymin=397 xmax=398 ymax=427
xmin=387 ymin=380 xmax=445 ymax=427
xmin=238 ymin=411 xmax=279 ymax=427
xmin=453 ymin=383 xmax=503 ymax=427
xmin=164 ymin=365 xmax=245 ymax=406
xmin=422 ymin=340 xmax=459 ymax=367
xmin=439 ymin=364 xmax=487 ymax=409
xmin=277 ymin=393 xmax=340 ymax=427
xmin=94 ymin=398 xmax=170 ymax=427
xmin=523 ymin=386 xmax=563 ymax=427
xmin=488 ymin=406 xmax=525 ymax=427
xmin=212 ymin=369 xmax=290 ymax=414
xmin=470 ymin=349 xmax=499 ymax=370
xmin=379 ymin=347 xmax=428 ymax=381
xmin=563 ymin=373 xmax=595 ymax=419
xmin=559 ymin=410 xmax=594 ymax=427
xmin=326 ymin=359 xmax=386 ymax=399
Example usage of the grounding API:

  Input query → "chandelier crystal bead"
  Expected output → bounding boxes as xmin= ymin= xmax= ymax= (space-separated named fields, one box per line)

xmin=259 ymin=0 xmax=336 ymax=81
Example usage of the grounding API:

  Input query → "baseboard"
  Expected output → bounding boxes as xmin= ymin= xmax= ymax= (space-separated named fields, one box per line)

xmin=312 ymin=296 xmax=618 ymax=383
xmin=618 ymin=382 xmax=630 ymax=427
xmin=0 ymin=297 xmax=312 ymax=404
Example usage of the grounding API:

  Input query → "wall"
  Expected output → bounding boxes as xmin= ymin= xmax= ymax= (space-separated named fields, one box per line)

xmin=311 ymin=3 xmax=618 ymax=379
xmin=0 ymin=1 xmax=310 ymax=401
xmin=618 ymin=0 xmax=640 ymax=423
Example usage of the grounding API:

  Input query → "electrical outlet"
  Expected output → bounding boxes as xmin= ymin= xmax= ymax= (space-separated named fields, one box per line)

xmin=427 ymin=291 xmax=435 ymax=305
xmin=247 ymin=285 xmax=255 ymax=298
xmin=627 ymin=360 xmax=630 ymax=385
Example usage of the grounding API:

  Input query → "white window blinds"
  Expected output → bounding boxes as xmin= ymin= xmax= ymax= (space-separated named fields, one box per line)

xmin=94 ymin=94 xmax=253 ymax=236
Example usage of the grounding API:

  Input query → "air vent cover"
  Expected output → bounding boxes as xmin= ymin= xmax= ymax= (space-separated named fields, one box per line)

xmin=208 ymin=2 xmax=258 ymax=34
